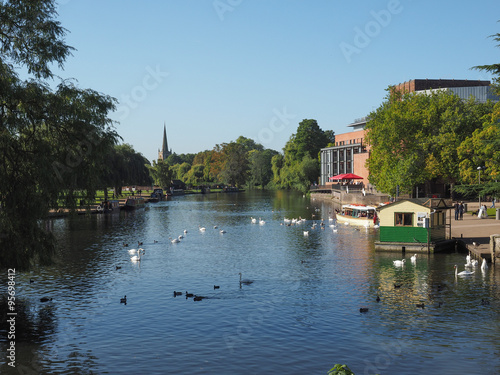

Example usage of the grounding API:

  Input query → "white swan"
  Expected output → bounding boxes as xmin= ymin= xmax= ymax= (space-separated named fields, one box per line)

xmin=220 ymin=229 xmax=226 ymax=234
xmin=128 ymin=248 xmax=138 ymax=254
xmin=259 ymin=218 xmax=265 ymax=225
xmin=251 ymin=217 xmax=257 ymax=224
xmin=303 ymin=231 xmax=309 ymax=236
xmin=466 ymin=252 xmax=471 ymax=264
xmin=130 ymin=251 xmax=142 ymax=262
xmin=470 ymin=259 xmax=479 ymax=267
xmin=393 ymin=259 xmax=405 ymax=267
xmin=481 ymin=258 xmax=488 ymax=271
xmin=455 ymin=264 xmax=474 ymax=276
xmin=239 ymin=272 xmax=253 ymax=285
xmin=199 ymin=226 xmax=206 ymax=232
xmin=170 ymin=237 xmax=180 ymax=244
xmin=410 ymin=254 xmax=417 ymax=263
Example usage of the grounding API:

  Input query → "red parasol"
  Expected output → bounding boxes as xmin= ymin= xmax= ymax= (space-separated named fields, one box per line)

xmin=329 ymin=173 xmax=363 ymax=181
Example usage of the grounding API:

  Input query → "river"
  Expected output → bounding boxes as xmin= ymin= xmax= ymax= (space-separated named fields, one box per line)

xmin=1 ymin=190 xmax=499 ymax=374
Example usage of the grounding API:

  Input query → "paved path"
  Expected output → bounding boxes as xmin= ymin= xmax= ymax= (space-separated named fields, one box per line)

xmin=450 ymin=208 xmax=500 ymax=260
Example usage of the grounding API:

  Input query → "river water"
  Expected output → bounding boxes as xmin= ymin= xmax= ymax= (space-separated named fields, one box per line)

xmin=1 ymin=190 xmax=499 ymax=375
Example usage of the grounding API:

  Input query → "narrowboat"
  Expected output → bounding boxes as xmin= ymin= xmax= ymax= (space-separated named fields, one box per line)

xmin=122 ymin=197 xmax=146 ymax=210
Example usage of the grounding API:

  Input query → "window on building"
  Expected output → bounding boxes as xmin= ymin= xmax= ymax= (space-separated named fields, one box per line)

xmin=395 ymin=213 xmax=413 ymax=226
xmin=346 ymin=161 xmax=351 ymax=173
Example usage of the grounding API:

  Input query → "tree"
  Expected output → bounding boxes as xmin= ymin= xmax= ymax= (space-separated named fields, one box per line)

xmin=365 ymin=88 xmax=493 ymax=196
xmin=472 ymin=28 xmax=500 ymax=77
xmin=220 ymin=142 xmax=249 ymax=186
xmin=148 ymin=159 xmax=172 ymax=188
xmin=0 ymin=0 xmax=119 ymax=269
xmin=286 ymin=119 xmax=328 ymax=162
xmin=184 ymin=164 xmax=205 ymax=186
xmin=247 ymin=149 xmax=278 ymax=188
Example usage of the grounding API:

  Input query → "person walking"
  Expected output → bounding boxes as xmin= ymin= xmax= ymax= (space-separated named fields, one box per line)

xmin=459 ymin=202 xmax=464 ymax=220
xmin=454 ymin=201 xmax=460 ymax=220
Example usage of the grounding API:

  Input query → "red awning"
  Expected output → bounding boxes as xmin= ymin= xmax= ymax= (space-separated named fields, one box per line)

xmin=329 ymin=173 xmax=363 ymax=181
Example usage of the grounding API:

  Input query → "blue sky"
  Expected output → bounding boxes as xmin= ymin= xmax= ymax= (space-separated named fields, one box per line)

xmin=51 ymin=0 xmax=500 ymax=162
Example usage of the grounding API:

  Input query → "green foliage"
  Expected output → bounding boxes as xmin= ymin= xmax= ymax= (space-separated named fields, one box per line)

xmin=220 ymin=142 xmax=249 ymax=187
xmin=365 ymin=88 xmax=493 ymax=196
xmin=247 ymin=149 xmax=278 ymax=188
xmin=0 ymin=0 xmax=120 ymax=269
xmin=327 ymin=364 xmax=355 ymax=375
xmin=184 ymin=164 xmax=205 ymax=185
xmin=148 ymin=159 xmax=172 ymax=188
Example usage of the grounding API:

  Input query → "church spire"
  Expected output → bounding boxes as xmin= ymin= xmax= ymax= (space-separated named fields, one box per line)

xmin=162 ymin=122 xmax=168 ymax=157
xmin=158 ymin=122 xmax=171 ymax=161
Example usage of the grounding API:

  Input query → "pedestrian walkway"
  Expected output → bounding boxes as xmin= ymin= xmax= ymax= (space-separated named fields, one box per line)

xmin=450 ymin=208 xmax=500 ymax=262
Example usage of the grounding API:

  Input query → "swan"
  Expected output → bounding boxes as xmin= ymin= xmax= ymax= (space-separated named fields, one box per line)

xmin=259 ymin=218 xmax=265 ymax=225
xmin=239 ymin=272 xmax=253 ymax=285
xmin=220 ymin=229 xmax=226 ymax=234
xmin=130 ymin=251 xmax=142 ymax=262
xmin=303 ymin=231 xmax=309 ymax=236
xmin=410 ymin=254 xmax=417 ymax=263
xmin=128 ymin=248 xmax=138 ymax=254
xmin=170 ymin=237 xmax=180 ymax=244
xmin=184 ymin=229 xmax=188 ymax=234
xmin=455 ymin=264 xmax=474 ymax=276
xmin=199 ymin=226 xmax=206 ymax=232
xmin=178 ymin=235 xmax=184 ymax=240
xmin=471 ymin=259 xmax=479 ymax=267
xmin=251 ymin=217 xmax=257 ymax=224
xmin=481 ymin=258 xmax=488 ymax=271
xmin=393 ymin=259 xmax=405 ymax=267
xmin=466 ymin=252 xmax=471 ymax=264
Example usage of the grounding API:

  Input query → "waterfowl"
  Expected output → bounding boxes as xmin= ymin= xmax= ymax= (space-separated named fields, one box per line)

xmin=239 ymin=273 xmax=253 ymax=285
xmin=393 ymin=259 xmax=405 ymax=267
xmin=303 ymin=231 xmax=309 ymax=236
xmin=481 ymin=258 xmax=488 ymax=271
xmin=481 ymin=298 xmax=490 ymax=305
xmin=130 ymin=251 xmax=142 ymax=262
xmin=410 ymin=254 xmax=417 ymax=263
xmin=394 ymin=283 xmax=402 ymax=289
xmin=359 ymin=307 xmax=369 ymax=313
xmin=220 ymin=229 xmax=226 ymax=234
xmin=214 ymin=285 xmax=220 ymax=289
xmin=138 ymin=241 xmax=143 ymax=246
xmin=376 ymin=295 xmax=380 ymax=302
xmin=173 ymin=291 xmax=182 ymax=296
xmin=251 ymin=217 xmax=257 ymax=224
xmin=30 ymin=278 xmax=34 ymax=283
xmin=193 ymin=296 xmax=205 ymax=301
xmin=170 ymin=237 xmax=180 ymax=244
xmin=259 ymin=218 xmax=265 ymax=225
xmin=185 ymin=292 xmax=194 ymax=298
xmin=40 ymin=297 xmax=52 ymax=303
xmin=115 ymin=266 xmax=122 ymax=270
xmin=455 ymin=264 xmax=474 ymax=276
xmin=416 ymin=303 xmax=425 ymax=309
xmin=123 ymin=243 xmax=129 ymax=247
xmin=120 ymin=295 xmax=127 ymax=304
xmin=199 ymin=226 xmax=206 ymax=232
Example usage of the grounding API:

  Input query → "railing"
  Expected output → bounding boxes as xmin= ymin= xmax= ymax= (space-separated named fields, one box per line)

xmin=310 ymin=183 xmax=365 ymax=192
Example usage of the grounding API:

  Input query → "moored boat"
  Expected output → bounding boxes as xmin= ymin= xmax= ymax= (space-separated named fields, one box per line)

xmin=97 ymin=200 xmax=120 ymax=213
xmin=336 ymin=204 xmax=378 ymax=227
xmin=122 ymin=197 xmax=145 ymax=210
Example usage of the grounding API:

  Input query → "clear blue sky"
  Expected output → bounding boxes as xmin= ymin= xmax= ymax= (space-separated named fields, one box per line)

xmin=52 ymin=0 xmax=500 ymax=163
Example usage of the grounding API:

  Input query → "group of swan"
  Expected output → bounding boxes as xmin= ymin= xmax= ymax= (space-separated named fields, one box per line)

xmin=250 ymin=217 xmax=265 ymax=225
xmin=393 ymin=254 xmax=418 ymax=267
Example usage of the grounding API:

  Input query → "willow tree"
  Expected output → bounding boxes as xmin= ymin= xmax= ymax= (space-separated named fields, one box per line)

xmin=0 ymin=0 xmax=119 ymax=269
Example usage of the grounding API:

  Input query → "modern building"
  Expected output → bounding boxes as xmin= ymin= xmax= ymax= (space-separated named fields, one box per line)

xmin=319 ymin=78 xmax=498 ymax=190
xmin=158 ymin=123 xmax=172 ymax=161
xmin=319 ymin=116 xmax=370 ymax=186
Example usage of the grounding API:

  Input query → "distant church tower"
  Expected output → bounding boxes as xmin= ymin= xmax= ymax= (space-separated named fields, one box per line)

xmin=158 ymin=123 xmax=172 ymax=161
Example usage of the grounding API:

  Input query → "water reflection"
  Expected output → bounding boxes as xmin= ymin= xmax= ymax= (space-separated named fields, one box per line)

xmin=0 ymin=191 xmax=499 ymax=374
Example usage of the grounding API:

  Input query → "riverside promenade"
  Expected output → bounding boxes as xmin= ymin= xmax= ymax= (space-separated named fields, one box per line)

xmin=450 ymin=202 xmax=500 ymax=264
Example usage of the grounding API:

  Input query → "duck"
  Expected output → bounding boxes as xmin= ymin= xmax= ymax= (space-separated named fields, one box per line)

xmin=193 ymin=295 xmax=205 ymax=301
xmin=239 ymin=272 xmax=254 ymax=285
xmin=214 ymin=285 xmax=220 ymax=289
xmin=359 ymin=307 xmax=369 ymax=313
xmin=115 ymin=265 xmax=122 ymax=270
xmin=220 ymin=229 xmax=226 ymax=234
xmin=185 ymin=292 xmax=194 ymax=298
xmin=376 ymin=295 xmax=381 ymax=302
xmin=416 ymin=303 xmax=425 ymax=309
xmin=40 ymin=297 xmax=52 ymax=303
xmin=173 ymin=291 xmax=183 ymax=297
xmin=455 ymin=264 xmax=474 ymax=276
xmin=120 ymin=295 xmax=127 ymax=304
xmin=393 ymin=259 xmax=405 ymax=267
xmin=183 ymin=229 xmax=188 ymax=234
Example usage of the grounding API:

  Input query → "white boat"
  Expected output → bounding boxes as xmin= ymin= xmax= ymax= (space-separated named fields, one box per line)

xmin=335 ymin=204 xmax=378 ymax=227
